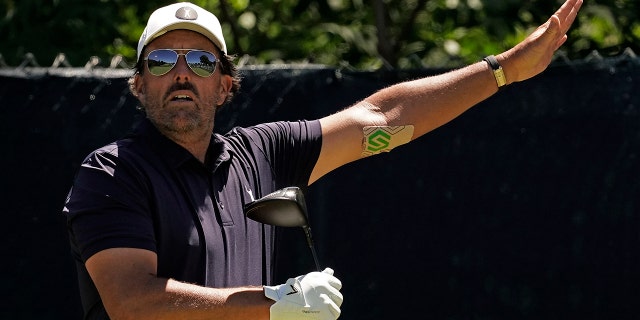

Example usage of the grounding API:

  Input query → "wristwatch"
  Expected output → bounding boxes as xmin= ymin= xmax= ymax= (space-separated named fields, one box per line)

xmin=483 ymin=55 xmax=507 ymax=89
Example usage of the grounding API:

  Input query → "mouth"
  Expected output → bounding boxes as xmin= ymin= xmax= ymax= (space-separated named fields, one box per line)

xmin=171 ymin=94 xmax=194 ymax=102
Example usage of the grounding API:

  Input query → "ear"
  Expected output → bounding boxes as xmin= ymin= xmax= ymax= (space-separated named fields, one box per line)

xmin=216 ymin=74 xmax=233 ymax=106
xmin=133 ymin=73 xmax=146 ymax=103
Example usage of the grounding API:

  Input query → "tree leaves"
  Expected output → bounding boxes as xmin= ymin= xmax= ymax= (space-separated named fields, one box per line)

xmin=1 ymin=0 xmax=637 ymax=69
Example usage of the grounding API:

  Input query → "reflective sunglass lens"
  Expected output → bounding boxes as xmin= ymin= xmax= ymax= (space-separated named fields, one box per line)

xmin=146 ymin=50 xmax=178 ymax=76
xmin=185 ymin=51 xmax=217 ymax=77
xmin=145 ymin=49 xmax=217 ymax=77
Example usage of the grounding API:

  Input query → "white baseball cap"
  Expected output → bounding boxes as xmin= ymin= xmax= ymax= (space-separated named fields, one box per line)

xmin=137 ymin=2 xmax=227 ymax=61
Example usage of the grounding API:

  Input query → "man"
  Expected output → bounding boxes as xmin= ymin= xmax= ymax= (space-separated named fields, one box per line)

xmin=63 ymin=0 xmax=583 ymax=319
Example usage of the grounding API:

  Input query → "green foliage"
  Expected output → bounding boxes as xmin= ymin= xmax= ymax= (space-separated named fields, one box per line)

xmin=1 ymin=0 xmax=638 ymax=70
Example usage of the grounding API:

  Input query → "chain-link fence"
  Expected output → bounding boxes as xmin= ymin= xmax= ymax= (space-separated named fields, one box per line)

xmin=1 ymin=50 xmax=639 ymax=319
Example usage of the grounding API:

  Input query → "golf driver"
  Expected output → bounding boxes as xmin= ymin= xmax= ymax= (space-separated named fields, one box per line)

xmin=243 ymin=186 xmax=321 ymax=271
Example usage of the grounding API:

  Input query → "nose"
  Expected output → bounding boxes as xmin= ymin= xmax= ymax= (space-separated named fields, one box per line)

xmin=172 ymin=54 xmax=192 ymax=82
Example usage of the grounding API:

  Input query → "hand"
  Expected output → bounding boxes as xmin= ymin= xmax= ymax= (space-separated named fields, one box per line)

xmin=500 ymin=0 xmax=583 ymax=84
xmin=264 ymin=268 xmax=343 ymax=320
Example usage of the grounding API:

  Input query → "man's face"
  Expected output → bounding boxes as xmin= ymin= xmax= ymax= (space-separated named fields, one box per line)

xmin=134 ymin=30 xmax=231 ymax=136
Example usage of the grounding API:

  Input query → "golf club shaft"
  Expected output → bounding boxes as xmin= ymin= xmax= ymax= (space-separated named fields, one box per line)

xmin=303 ymin=226 xmax=321 ymax=271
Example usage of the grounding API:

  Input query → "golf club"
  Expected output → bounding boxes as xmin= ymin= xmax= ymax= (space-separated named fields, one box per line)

xmin=243 ymin=186 xmax=321 ymax=271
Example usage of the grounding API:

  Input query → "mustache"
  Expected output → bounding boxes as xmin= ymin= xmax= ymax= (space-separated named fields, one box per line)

xmin=163 ymin=82 xmax=199 ymax=100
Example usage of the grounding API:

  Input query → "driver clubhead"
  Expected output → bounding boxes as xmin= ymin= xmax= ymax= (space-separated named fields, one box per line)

xmin=243 ymin=186 xmax=309 ymax=227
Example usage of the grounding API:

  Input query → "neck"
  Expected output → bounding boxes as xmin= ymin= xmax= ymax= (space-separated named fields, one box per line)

xmin=161 ymin=127 xmax=213 ymax=163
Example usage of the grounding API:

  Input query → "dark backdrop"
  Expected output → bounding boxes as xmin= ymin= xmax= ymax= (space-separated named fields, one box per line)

xmin=1 ymin=54 xmax=639 ymax=319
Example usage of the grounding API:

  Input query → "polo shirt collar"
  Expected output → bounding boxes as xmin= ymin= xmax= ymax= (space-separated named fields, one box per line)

xmin=133 ymin=118 xmax=232 ymax=171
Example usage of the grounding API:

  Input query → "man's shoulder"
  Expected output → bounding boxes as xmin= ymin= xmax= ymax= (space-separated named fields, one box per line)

xmin=87 ymin=136 xmax=145 ymax=159
xmin=221 ymin=120 xmax=320 ymax=139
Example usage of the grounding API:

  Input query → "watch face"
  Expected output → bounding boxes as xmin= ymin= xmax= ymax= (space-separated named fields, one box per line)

xmin=494 ymin=69 xmax=507 ymax=87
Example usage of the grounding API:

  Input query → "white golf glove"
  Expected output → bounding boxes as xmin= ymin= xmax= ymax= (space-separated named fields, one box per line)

xmin=264 ymin=267 xmax=343 ymax=320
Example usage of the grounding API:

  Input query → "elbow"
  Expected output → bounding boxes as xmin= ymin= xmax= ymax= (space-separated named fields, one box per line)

xmin=354 ymin=100 xmax=391 ymax=127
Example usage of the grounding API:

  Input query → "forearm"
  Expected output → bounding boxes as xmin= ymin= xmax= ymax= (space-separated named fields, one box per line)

xmin=86 ymin=248 xmax=272 ymax=320
xmin=312 ymin=60 xmax=499 ymax=182
xmin=364 ymin=60 xmax=497 ymax=139
xmin=107 ymin=278 xmax=271 ymax=320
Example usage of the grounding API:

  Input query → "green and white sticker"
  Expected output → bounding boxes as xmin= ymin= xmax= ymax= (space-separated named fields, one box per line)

xmin=362 ymin=125 xmax=414 ymax=157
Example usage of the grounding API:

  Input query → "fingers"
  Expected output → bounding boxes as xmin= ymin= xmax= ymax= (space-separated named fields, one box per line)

xmin=320 ymin=293 xmax=342 ymax=318
xmin=325 ymin=275 xmax=342 ymax=291
xmin=320 ymin=283 xmax=344 ymax=305
xmin=307 ymin=268 xmax=344 ymax=306
xmin=330 ymin=290 xmax=344 ymax=307
xmin=312 ymin=268 xmax=343 ymax=290
xmin=535 ymin=0 xmax=581 ymax=52
xmin=551 ymin=0 xmax=582 ymax=50
xmin=544 ymin=14 xmax=565 ymax=51
xmin=554 ymin=0 xmax=583 ymax=34
xmin=555 ymin=35 xmax=568 ymax=51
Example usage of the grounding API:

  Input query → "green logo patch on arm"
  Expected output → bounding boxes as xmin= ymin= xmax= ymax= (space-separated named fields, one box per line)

xmin=362 ymin=125 xmax=414 ymax=157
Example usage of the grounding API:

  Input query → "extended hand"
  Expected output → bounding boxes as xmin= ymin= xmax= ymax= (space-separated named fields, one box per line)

xmin=500 ymin=0 xmax=583 ymax=84
xmin=264 ymin=268 xmax=344 ymax=320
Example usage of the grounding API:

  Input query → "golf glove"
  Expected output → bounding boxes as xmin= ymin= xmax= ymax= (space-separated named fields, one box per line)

xmin=264 ymin=267 xmax=343 ymax=320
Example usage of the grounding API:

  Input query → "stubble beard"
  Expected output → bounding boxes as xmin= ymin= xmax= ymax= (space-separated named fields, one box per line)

xmin=154 ymin=107 xmax=202 ymax=134
xmin=145 ymin=97 xmax=217 ymax=136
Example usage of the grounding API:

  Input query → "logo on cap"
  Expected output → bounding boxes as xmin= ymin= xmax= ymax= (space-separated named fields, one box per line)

xmin=175 ymin=7 xmax=198 ymax=20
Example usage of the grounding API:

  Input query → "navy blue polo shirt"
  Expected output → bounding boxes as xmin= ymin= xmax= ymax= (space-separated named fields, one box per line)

xmin=64 ymin=118 xmax=322 ymax=317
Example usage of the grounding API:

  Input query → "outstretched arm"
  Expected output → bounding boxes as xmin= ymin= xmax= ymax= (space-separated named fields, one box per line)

xmin=311 ymin=0 xmax=582 ymax=184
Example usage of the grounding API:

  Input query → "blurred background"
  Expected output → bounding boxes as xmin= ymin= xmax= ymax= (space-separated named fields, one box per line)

xmin=1 ymin=0 xmax=638 ymax=69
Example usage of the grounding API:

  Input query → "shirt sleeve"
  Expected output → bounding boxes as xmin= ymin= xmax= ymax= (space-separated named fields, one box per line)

xmin=63 ymin=143 xmax=156 ymax=262
xmin=232 ymin=120 xmax=322 ymax=189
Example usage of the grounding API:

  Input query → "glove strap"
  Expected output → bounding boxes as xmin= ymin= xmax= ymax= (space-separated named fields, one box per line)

xmin=263 ymin=285 xmax=281 ymax=301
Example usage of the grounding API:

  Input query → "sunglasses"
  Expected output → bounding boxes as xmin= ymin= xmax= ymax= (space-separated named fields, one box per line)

xmin=144 ymin=49 xmax=218 ymax=77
